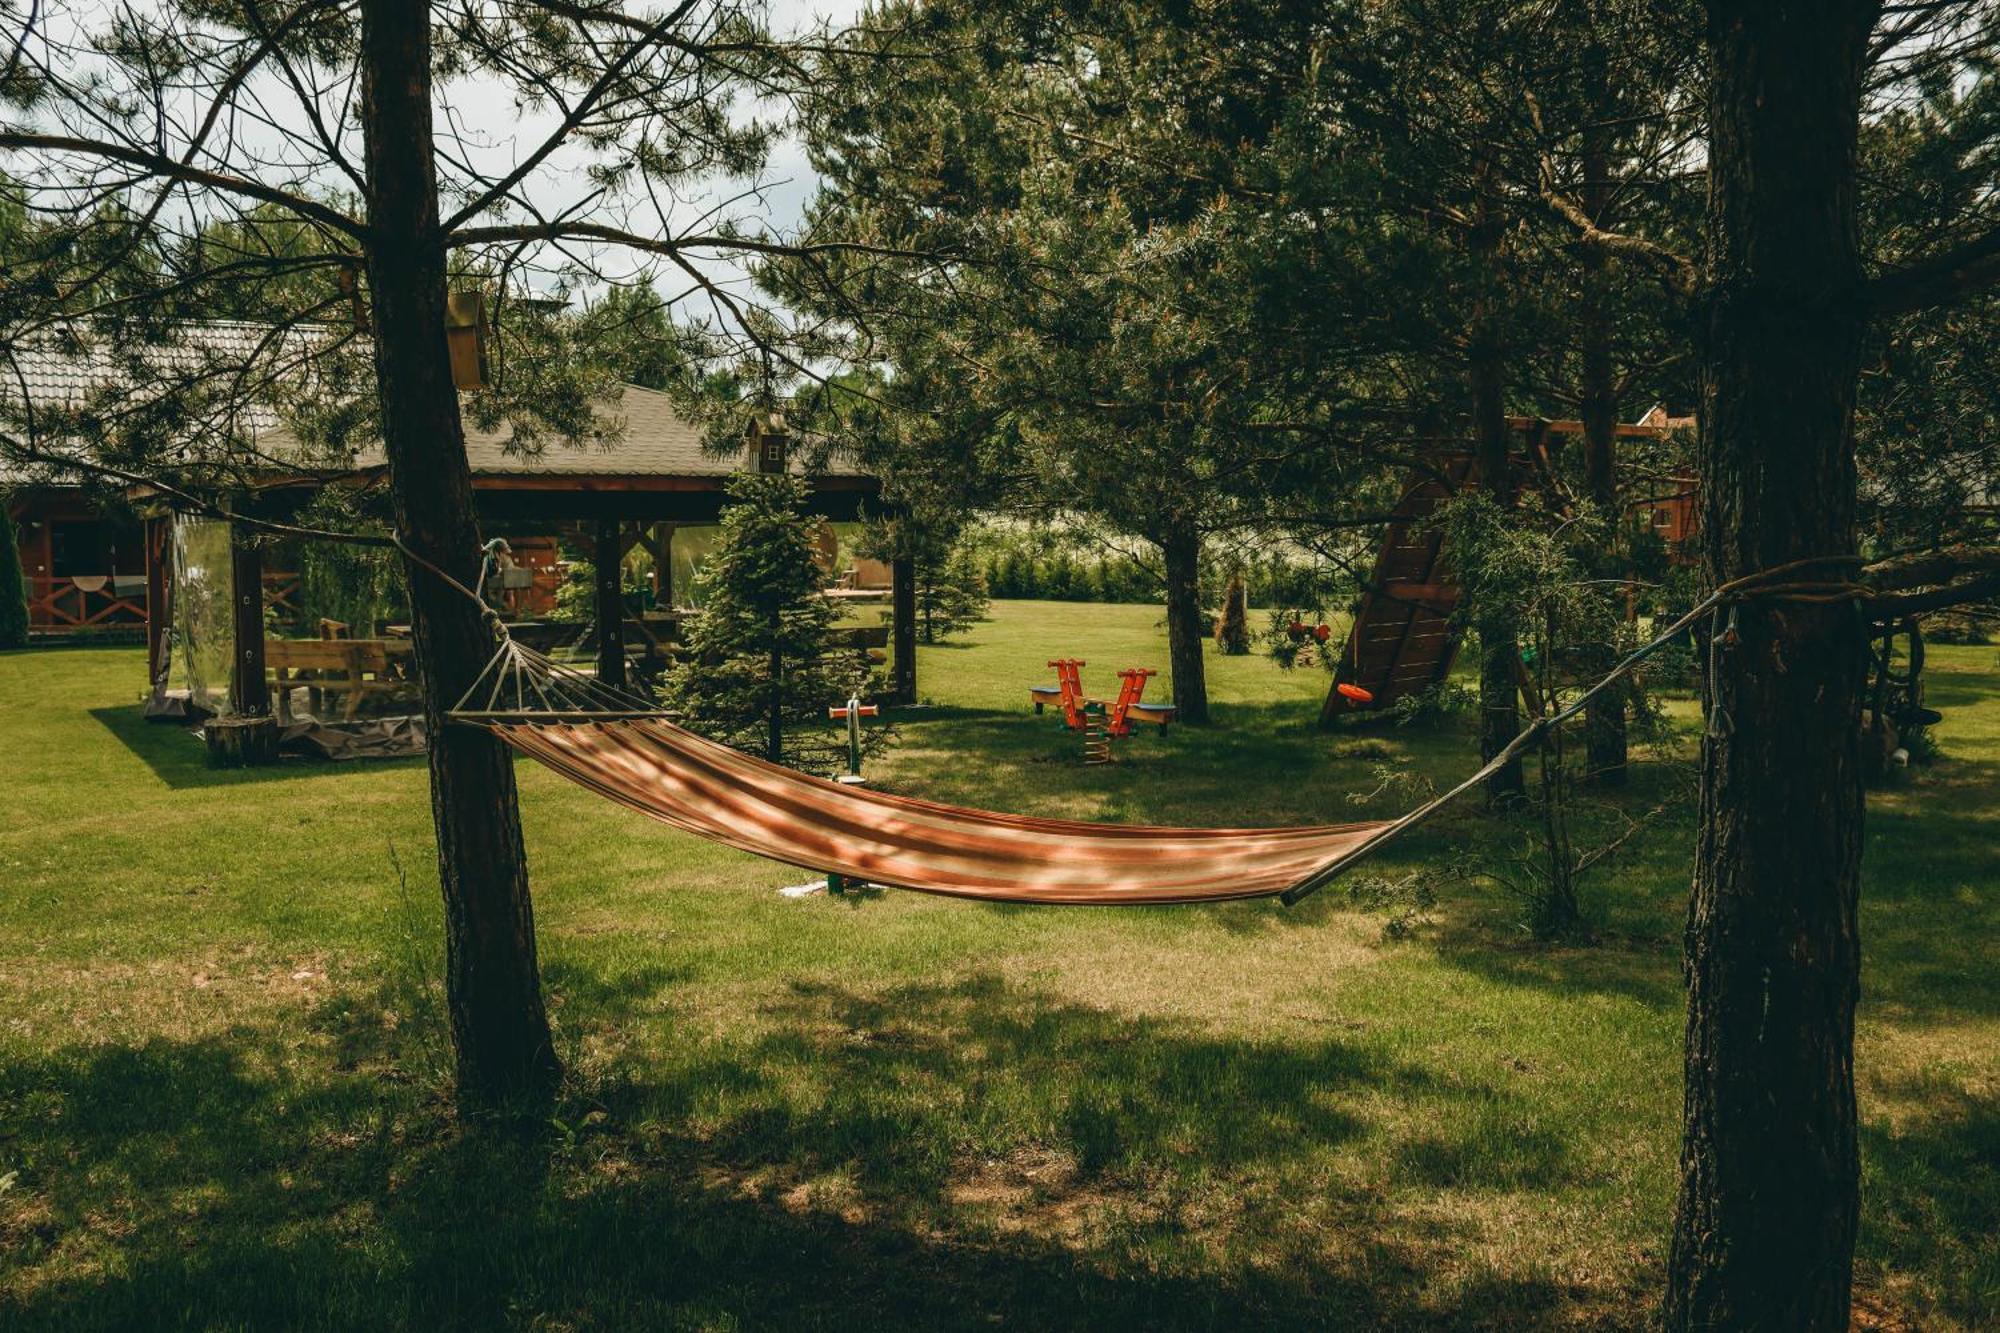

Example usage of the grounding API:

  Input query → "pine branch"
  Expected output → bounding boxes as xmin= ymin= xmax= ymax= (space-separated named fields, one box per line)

xmin=0 ymin=132 xmax=366 ymax=238
xmin=1865 ymin=223 xmax=2000 ymax=316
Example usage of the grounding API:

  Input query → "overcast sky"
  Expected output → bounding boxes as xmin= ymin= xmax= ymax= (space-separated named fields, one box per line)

xmin=4 ymin=1 xmax=875 ymax=335
xmin=421 ymin=0 xmax=869 ymax=307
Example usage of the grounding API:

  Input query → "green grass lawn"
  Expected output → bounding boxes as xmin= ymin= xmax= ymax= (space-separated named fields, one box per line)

xmin=1 ymin=599 xmax=1993 ymax=1330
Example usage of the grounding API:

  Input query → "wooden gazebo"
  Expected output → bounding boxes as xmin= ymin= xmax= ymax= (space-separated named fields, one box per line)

xmin=187 ymin=385 xmax=916 ymax=722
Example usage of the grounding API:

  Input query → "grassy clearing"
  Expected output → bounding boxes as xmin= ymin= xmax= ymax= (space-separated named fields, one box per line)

xmin=0 ymin=599 xmax=1993 ymax=1329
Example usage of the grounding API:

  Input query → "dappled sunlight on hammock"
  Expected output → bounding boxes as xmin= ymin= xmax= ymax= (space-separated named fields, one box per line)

xmin=454 ymin=567 xmax=1752 ymax=908
xmin=454 ymin=637 xmax=1393 ymax=905
xmin=495 ymin=714 xmax=1391 ymax=905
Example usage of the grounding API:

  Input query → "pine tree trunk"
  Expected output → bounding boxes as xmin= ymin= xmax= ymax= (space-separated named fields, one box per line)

xmin=1161 ymin=528 xmax=1209 ymax=724
xmin=921 ymin=555 xmax=935 ymax=644
xmin=768 ymin=639 xmax=784 ymax=762
xmin=1665 ymin=6 xmax=1876 ymax=1327
xmin=1579 ymin=107 xmax=1629 ymax=787
xmin=1468 ymin=267 xmax=1525 ymax=805
xmin=359 ymin=0 xmax=558 ymax=1113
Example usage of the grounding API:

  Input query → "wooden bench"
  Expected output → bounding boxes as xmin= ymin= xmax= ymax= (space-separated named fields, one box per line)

xmin=266 ymin=638 xmax=414 ymax=721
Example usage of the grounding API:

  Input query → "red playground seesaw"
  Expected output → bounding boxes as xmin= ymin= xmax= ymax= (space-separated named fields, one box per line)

xmin=1029 ymin=659 xmax=1178 ymax=736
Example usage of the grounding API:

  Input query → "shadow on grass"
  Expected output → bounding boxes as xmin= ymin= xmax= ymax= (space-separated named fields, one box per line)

xmin=0 ymin=970 xmax=1599 ymax=1331
xmin=1432 ymin=930 xmax=1682 ymax=1015
xmin=1859 ymin=753 xmax=2000 ymax=1023
xmin=1859 ymin=1073 xmax=2000 ymax=1328
xmin=882 ymin=697 xmax=1487 ymax=829
xmin=88 ymin=705 xmax=425 ymax=790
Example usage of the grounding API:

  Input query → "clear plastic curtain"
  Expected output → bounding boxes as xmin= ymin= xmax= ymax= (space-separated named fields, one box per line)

xmin=166 ymin=516 xmax=236 ymax=716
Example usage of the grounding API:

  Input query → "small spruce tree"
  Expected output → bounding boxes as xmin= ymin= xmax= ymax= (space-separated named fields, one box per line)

xmin=862 ymin=519 xmax=990 ymax=644
xmin=919 ymin=544 xmax=991 ymax=643
xmin=0 ymin=496 xmax=30 ymax=649
xmin=669 ymin=473 xmax=865 ymax=769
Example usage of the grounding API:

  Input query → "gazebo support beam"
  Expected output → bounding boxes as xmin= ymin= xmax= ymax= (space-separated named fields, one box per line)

xmin=641 ymin=521 xmax=674 ymax=609
xmin=229 ymin=523 xmax=271 ymax=718
xmin=595 ymin=517 xmax=626 ymax=690
xmin=207 ymin=520 xmax=278 ymax=767
xmin=144 ymin=514 xmax=173 ymax=699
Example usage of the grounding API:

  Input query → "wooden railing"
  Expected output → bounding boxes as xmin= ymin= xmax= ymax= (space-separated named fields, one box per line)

xmin=24 ymin=575 xmax=148 ymax=631
xmin=24 ymin=570 xmax=304 ymax=633
xmin=263 ymin=570 xmax=302 ymax=618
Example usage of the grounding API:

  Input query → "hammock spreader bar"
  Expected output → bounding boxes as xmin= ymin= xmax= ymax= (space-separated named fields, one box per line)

xmin=444 ymin=558 xmax=1864 ymax=908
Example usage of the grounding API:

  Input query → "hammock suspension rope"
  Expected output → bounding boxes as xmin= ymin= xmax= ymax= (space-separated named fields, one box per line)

xmin=409 ymin=546 xmax=1867 ymax=908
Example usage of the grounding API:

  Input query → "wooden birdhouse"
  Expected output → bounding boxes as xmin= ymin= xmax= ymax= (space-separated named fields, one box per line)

xmin=746 ymin=410 xmax=790 ymax=474
xmin=444 ymin=291 xmax=489 ymax=390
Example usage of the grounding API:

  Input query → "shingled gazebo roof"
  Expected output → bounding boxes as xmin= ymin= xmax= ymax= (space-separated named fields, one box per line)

xmin=4 ymin=321 xmax=879 ymax=523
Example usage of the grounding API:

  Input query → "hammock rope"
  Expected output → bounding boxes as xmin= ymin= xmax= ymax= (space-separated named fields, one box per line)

xmin=423 ymin=553 xmax=1865 ymax=908
xmin=450 ymin=634 xmax=671 ymax=723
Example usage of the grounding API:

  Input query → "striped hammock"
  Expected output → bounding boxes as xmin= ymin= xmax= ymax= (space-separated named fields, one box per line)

xmin=450 ymin=639 xmax=1402 ymax=905
xmin=492 ymin=715 xmax=1391 ymax=906
xmin=456 ymin=569 xmax=1732 ymax=908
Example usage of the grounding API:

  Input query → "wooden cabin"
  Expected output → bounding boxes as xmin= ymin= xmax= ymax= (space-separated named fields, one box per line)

xmin=6 ymin=485 xmax=152 ymax=637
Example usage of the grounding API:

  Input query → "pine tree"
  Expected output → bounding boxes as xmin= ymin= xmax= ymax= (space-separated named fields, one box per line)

xmin=913 ymin=543 xmax=989 ymax=644
xmin=0 ymin=1 xmax=869 ymax=1113
xmin=669 ymin=473 xmax=866 ymax=769
xmin=0 ymin=495 xmax=29 ymax=649
xmin=865 ymin=521 xmax=989 ymax=644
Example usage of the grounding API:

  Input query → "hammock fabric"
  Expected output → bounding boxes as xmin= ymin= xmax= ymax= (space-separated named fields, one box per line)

xmin=492 ymin=717 xmax=1391 ymax=905
xmin=458 ymin=560 xmax=1812 ymax=907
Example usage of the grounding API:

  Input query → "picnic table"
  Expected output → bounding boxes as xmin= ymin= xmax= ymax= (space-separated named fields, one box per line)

xmin=266 ymin=638 xmax=416 ymax=722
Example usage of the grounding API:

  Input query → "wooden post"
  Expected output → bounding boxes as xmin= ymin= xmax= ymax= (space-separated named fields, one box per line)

xmin=229 ymin=523 xmax=270 ymax=718
xmin=890 ymin=552 xmax=917 ymax=704
xmin=595 ymin=517 xmax=626 ymax=690
xmin=650 ymin=522 xmax=674 ymax=609
xmin=144 ymin=514 xmax=173 ymax=699
xmin=206 ymin=520 xmax=278 ymax=766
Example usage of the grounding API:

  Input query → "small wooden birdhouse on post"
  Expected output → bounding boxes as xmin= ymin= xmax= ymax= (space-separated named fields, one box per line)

xmin=444 ymin=290 xmax=489 ymax=390
xmin=745 ymin=410 xmax=790 ymax=474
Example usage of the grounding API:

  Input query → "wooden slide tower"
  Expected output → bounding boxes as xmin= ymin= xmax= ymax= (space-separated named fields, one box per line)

xmin=1322 ymin=412 xmax=1693 ymax=725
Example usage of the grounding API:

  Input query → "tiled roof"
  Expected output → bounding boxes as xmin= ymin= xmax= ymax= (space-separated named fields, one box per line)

xmin=345 ymin=384 xmax=865 ymax=481
xmin=1 ymin=321 xmax=311 ymax=481
xmin=4 ymin=321 xmax=308 ymax=433
xmin=2 ymin=321 xmax=868 ymax=484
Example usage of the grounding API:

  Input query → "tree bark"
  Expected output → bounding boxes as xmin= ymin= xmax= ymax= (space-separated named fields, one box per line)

xmin=1160 ymin=528 xmax=1209 ymax=724
xmin=595 ymin=518 xmax=626 ymax=691
xmin=1467 ymin=220 xmax=1525 ymax=803
xmin=359 ymin=0 xmax=558 ymax=1113
xmin=1666 ymin=5 xmax=1878 ymax=1328
xmin=768 ymin=637 xmax=784 ymax=762
xmin=1578 ymin=87 xmax=1629 ymax=787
